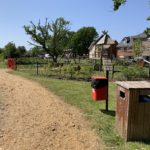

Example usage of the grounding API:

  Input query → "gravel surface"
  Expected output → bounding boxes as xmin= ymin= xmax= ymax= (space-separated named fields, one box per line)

xmin=0 ymin=69 xmax=103 ymax=150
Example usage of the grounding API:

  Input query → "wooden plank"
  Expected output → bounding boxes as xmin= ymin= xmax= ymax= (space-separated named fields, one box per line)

xmin=139 ymin=89 xmax=150 ymax=95
xmin=116 ymin=87 xmax=129 ymax=140
xmin=124 ymin=88 xmax=129 ymax=141
xmin=142 ymin=103 xmax=150 ymax=140
xmin=136 ymin=99 xmax=145 ymax=140
xmin=127 ymin=90 xmax=134 ymax=140
xmin=129 ymin=89 xmax=150 ymax=141
xmin=140 ymin=90 xmax=150 ymax=140
xmin=128 ymin=90 xmax=139 ymax=140
xmin=116 ymin=81 xmax=150 ymax=90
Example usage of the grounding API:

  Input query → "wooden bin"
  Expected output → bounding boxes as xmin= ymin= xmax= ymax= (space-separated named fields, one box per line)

xmin=116 ymin=81 xmax=150 ymax=141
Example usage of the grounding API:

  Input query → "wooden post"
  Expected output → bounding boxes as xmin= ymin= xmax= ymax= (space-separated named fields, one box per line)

xmin=149 ymin=64 xmax=150 ymax=78
xmin=100 ymin=45 xmax=103 ymax=71
xmin=112 ymin=64 xmax=114 ymax=79
xmin=106 ymin=70 xmax=109 ymax=111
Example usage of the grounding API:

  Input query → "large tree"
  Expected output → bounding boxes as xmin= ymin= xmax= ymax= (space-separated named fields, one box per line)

xmin=16 ymin=46 xmax=27 ymax=57
xmin=70 ymin=27 xmax=98 ymax=56
xmin=24 ymin=17 xmax=71 ymax=63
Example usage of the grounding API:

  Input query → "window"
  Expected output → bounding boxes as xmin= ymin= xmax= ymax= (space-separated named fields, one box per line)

xmin=120 ymin=91 xmax=125 ymax=99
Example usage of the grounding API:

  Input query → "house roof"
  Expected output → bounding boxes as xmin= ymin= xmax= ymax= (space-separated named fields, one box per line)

xmin=96 ymin=34 xmax=117 ymax=45
xmin=88 ymin=34 xmax=117 ymax=50
xmin=88 ymin=41 xmax=96 ymax=50
xmin=96 ymin=35 xmax=106 ymax=45
xmin=132 ymin=32 xmax=147 ymax=39
xmin=117 ymin=32 xmax=148 ymax=48
xmin=117 ymin=37 xmax=132 ymax=48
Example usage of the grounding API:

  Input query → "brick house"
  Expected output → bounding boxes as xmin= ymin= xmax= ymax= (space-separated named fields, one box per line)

xmin=117 ymin=32 xmax=150 ymax=61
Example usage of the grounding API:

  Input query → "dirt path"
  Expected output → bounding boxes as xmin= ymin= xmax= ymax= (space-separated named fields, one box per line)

xmin=0 ymin=69 xmax=102 ymax=150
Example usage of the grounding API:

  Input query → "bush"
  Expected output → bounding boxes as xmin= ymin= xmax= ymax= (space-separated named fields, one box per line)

xmin=93 ymin=64 xmax=101 ymax=71
xmin=112 ymin=58 xmax=129 ymax=66
xmin=80 ymin=66 xmax=94 ymax=77
xmin=67 ymin=63 xmax=76 ymax=78
xmin=16 ymin=57 xmax=48 ymax=64
xmin=122 ymin=65 xmax=148 ymax=80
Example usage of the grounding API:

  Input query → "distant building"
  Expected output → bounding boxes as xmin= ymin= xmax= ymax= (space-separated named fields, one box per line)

xmin=117 ymin=32 xmax=150 ymax=61
xmin=89 ymin=34 xmax=118 ymax=60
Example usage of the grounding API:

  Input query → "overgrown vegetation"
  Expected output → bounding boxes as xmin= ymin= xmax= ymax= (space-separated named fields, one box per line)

xmin=14 ymin=57 xmax=150 ymax=81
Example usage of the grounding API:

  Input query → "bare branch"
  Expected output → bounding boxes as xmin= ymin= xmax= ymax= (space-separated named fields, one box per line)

xmin=27 ymin=41 xmax=41 ymax=48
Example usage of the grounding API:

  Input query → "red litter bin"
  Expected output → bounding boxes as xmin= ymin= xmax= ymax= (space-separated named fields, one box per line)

xmin=91 ymin=76 xmax=108 ymax=101
xmin=7 ymin=58 xmax=16 ymax=69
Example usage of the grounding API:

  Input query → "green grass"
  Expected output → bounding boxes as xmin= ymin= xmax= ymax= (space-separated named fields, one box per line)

xmin=10 ymin=70 xmax=150 ymax=150
xmin=0 ymin=61 xmax=6 ymax=68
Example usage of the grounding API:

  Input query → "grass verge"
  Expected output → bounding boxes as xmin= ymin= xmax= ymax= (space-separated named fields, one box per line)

xmin=11 ymin=70 xmax=150 ymax=150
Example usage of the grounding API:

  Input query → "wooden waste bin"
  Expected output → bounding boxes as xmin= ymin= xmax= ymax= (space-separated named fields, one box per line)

xmin=116 ymin=81 xmax=150 ymax=141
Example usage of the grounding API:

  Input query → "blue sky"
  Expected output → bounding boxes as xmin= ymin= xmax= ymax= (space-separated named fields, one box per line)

xmin=0 ymin=0 xmax=149 ymax=49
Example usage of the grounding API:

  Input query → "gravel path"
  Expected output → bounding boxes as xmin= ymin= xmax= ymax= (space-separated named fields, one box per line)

xmin=0 ymin=69 xmax=103 ymax=150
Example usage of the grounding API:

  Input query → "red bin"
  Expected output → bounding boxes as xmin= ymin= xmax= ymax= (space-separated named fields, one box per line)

xmin=91 ymin=76 xmax=108 ymax=101
xmin=7 ymin=58 xmax=16 ymax=69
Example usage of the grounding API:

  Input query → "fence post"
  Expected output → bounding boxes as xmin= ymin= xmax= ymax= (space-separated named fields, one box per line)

xmin=112 ymin=64 xmax=114 ymax=79
xmin=149 ymin=64 xmax=150 ymax=78
xmin=106 ymin=70 xmax=109 ymax=111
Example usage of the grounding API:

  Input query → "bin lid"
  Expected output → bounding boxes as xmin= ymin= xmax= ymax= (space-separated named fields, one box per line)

xmin=91 ymin=77 xmax=108 ymax=88
xmin=92 ymin=76 xmax=107 ymax=80
xmin=116 ymin=81 xmax=150 ymax=89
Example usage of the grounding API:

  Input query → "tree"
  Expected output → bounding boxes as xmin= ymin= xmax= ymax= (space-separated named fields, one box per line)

xmin=70 ymin=27 xmax=98 ymax=56
xmin=0 ymin=48 xmax=3 ymax=54
xmin=145 ymin=16 xmax=150 ymax=37
xmin=112 ymin=0 xmax=126 ymax=10
xmin=3 ymin=42 xmax=17 ymax=58
xmin=132 ymin=38 xmax=144 ymax=57
xmin=24 ymin=17 xmax=71 ymax=63
xmin=16 ymin=46 xmax=27 ymax=57
xmin=27 ymin=47 xmax=42 ymax=57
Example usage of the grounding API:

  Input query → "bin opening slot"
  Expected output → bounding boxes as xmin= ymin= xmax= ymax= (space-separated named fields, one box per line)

xmin=139 ymin=95 xmax=150 ymax=103
xmin=120 ymin=91 xmax=125 ymax=99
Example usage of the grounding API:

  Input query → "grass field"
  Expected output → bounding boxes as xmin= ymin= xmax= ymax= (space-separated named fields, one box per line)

xmin=10 ymin=70 xmax=150 ymax=150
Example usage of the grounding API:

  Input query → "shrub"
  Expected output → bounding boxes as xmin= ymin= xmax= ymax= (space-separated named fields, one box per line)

xmin=16 ymin=57 xmax=48 ymax=64
xmin=112 ymin=58 xmax=129 ymax=66
xmin=122 ymin=65 xmax=148 ymax=80
xmin=67 ymin=63 xmax=76 ymax=78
